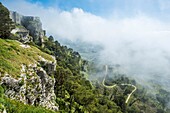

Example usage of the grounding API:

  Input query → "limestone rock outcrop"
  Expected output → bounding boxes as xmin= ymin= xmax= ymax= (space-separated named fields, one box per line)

xmin=0 ymin=56 xmax=58 ymax=111
xmin=11 ymin=27 xmax=31 ymax=43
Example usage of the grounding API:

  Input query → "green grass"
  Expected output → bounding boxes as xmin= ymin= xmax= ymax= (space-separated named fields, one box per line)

xmin=4 ymin=98 xmax=56 ymax=113
xmin=0 ymin=38 xmax=54 ymax=78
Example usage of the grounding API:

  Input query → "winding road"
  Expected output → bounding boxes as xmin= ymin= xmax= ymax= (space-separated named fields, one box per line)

xmin=102 ymin=65 xmax=137 ymax=104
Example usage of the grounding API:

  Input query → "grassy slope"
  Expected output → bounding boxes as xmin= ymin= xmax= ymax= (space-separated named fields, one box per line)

xmin=0 ymin=38 xmax=57 ymax=112
xmin=0 ymin=38 xmax=54 ymax=78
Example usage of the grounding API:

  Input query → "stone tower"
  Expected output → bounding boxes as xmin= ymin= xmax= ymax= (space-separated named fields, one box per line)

xmin=10 ymin=11 xmax=45 ymax=46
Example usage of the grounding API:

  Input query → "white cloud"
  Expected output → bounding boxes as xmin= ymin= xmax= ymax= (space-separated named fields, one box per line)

xmin=3 ymin=0 xmax=170 ymax=90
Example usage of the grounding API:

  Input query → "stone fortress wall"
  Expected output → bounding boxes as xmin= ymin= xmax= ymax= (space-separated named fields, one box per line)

xmin=10 ymin=11 xmax=45 ymax=45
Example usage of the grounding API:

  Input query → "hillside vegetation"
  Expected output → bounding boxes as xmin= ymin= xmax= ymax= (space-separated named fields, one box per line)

xmin=0 ymin=37 xmax=123 ymax=113
xmin=0 ymin=36 xmax=168 ymax=113
xmin=0 ymin=38 xmax=54 ymax=78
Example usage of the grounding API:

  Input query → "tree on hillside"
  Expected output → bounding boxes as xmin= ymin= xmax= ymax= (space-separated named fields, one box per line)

xmin=0 ymin=2 xmax=14 ymax=38
xmin=48 ymin=35 xmax=54 ymax=42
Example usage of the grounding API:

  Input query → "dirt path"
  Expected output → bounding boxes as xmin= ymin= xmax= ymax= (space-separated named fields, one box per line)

xmin=102 ymin=65 xmax=137 ymax=103
xmin=121 ymin=83 xmax=137 ymax=103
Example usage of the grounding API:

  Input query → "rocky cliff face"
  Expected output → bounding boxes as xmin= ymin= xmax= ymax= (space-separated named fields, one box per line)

xmin=0 ymin=55 xmax=58 ymax=111
xmin=3 ymin=11 xmax=59 ymax=111
xmin=21 ymin=16 xmax=45 ymax=45
xmin=10 ymin=11 xmax=23 ymax=25
xmin=10 ymin=11 xmax=45 ymax=45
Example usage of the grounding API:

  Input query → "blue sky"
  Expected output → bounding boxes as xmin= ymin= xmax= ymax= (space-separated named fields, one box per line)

xmin=1 ymin=0 xmax=169 ymax=20
xmin=0 ymin=0 xmax=170 ymax=22
xmin=21 ymin=0 xmax=170 ymax=20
